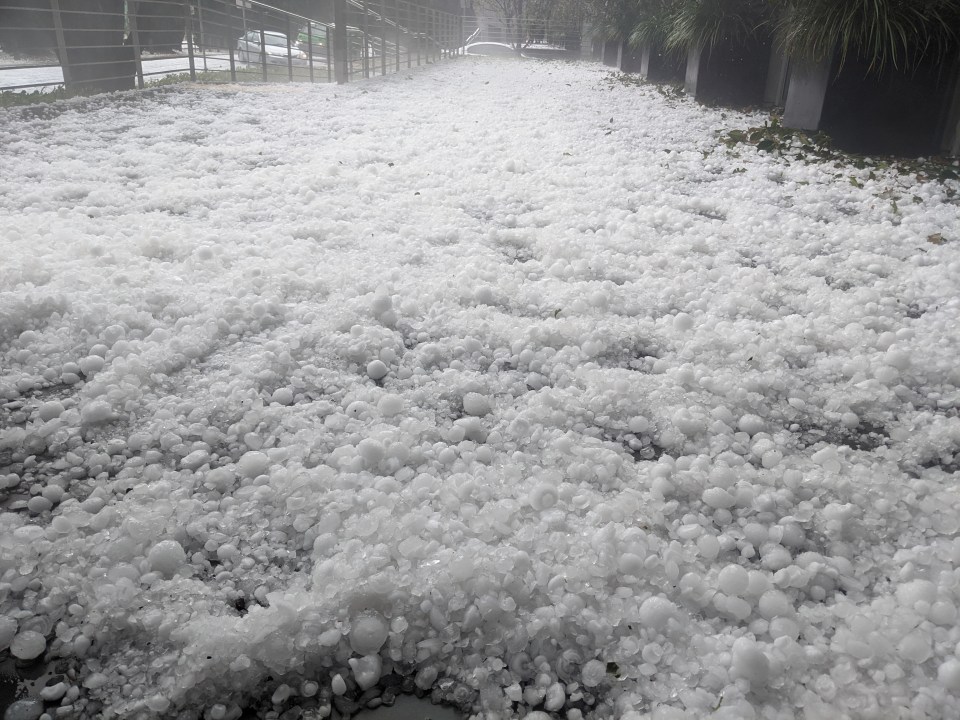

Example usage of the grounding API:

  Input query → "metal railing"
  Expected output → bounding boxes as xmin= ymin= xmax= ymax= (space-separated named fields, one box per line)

xmin=0 ymin=0 xmax=464 ymax=95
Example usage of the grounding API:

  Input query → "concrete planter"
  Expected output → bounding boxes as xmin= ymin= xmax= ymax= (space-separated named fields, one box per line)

xmin=683 ymin=34 xmax=772 ymax=106
xmin=782 ymin=47 xmax=960 ymax=156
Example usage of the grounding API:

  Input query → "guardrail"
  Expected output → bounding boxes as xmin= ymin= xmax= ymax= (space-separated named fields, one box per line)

xmin=0 ymin=0 xmax=464 ymax=95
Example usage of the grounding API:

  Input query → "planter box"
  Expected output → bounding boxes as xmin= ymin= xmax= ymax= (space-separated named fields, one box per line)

xmin=783 ymin=47 xmax=960 ymax=157
xmin=683 ymin=34 xmax=772 ymax=106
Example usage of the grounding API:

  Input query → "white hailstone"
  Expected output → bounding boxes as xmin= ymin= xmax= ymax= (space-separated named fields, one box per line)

xmin=204 ymin=467 xmax=236 ymax=492
xmin=10 ymin=630 xmax=46 ymax=660
xmin=271 ymin=388 xmax=294 ymax=405
xmin=758 ymin=590 xmax=793 ymax=619
xmin=357 ymin=438 xmax=386 ymax=467
xmin=884 ymin=347 xmax=911 ymax=371
xmin=78 ymin=355 xmax=105 ymax=375
xmin=768 ymin=617 xmax=799 ymax=641
xmin=331 ymin=674 xmax=347 ymax=696
xmin=463 ymin=392 xmax=491 ymax=417
xmin=272 ymin=684 xmax=292 ymax=705
xmin=698 ymin=534 xmax=720 ymax=560
xmin=301 ymin=681 xmax=319 ymax=697
xmin=37 ymin=401 xmax=65 ymax=422
xmin=525 ymin=713 xmax=552 ymax=720
xmin=938 ymin=659 xmax=960 ymax=691
xmin=0 ymin=616 xmax=17 ymax=650
xmin=930 ymin=601 xmax=957 ymax=626
xmin=544 ymin=683 xmax=565 ymax=712
xmin=897 ymin=579 xmax=937 ymax=608
xmin=217 ymin=544 xmax=240 ymax=563
xmin=581 ymin=659 xmax=607 ymax=688
xmin=27 ymin=496 xmax=53 ymax=514
xmin=349 ymin=654 xmax=382 ymax=690
xmin=370 ymin=293 xmax=392 ymax=316
xmin=474 ymin=285 xmax=497 ymax=305
xmin=638 ymin=596 xmax=679 ymax=631
xmin=618 ymin=553 xmax=645 ymax=576
xmin=147 ymin=540 xmax=187 ymax=577
xmin=80 ymin=400 xmax=114 ymax=425
xmin=39 ymin=682 xmax=68 ymax=702
xmin=83 ymin=673 xmax=109 ymax=689
xmin=237 ymin=451 xmax=270 ymax=479
xmin=628 ymin=416 xmax=651 ymax=434
xmin=738 ymin=415 xmax=766 ymax=436
xmin=840 ymin=412 xmax=860 ymax=429
xmin=760 ymin=450 xmax=782 ymax=469
xmin=349 ymin=612 xmax=389 ymax=655
xmin=898 ymin=630 xmax=932 ymax=664
xmin=180 ymin=449 xmax=210 ymax=471
xmin=367 ymin=360 xmax=389 ymax=380
xmin=3 ymin=699 xmax=44 ymax=720
xmin=673 ymin=312 xmax=694 ymax=331
xmin=378 ymin=394 xmax=403 ymax=416
xmin=702 ymin=487 xmax=736 ymax=510
xmin=718 ymin=565 xmax=750 ymax=596
xmin=527 ymin=482 xmax=558 ymax=511
xmin=731 ymin=637 xmax=769 ymax=685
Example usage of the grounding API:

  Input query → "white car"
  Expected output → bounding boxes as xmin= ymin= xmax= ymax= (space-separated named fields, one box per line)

xmin=236 ymin=31 xmax=309 ymax=66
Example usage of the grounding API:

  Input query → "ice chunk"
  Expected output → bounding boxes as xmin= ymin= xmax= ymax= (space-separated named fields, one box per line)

xmin=349 ymin=654 xmax=382 ymax=690
xmin=731 ymin=637 xmax=769 ymax=685
xmin=331 ymin=674 xmax=347 ymax=695
xmin=638 ymin=596 xmax=679 ymax=631
xmin=237 ymin=451 xmax=270 ymax=479
xmin=463 ymin=392 xmax=491 ymax=417
xmin=37 ymin=400 xmax=65 ymax=421
xmin=938 ymin=659 xmax=960 ymax=691
xmin=377 ymin=394 xmax=403 ymax=416
xmin=581 ymin=659 xmax=607 ymax=688
xmin=527 ymin=482 xmax=558 ymax=511
xmin=897 ymin=630 xmax=932 ymax=664
xmin=147 ymin=539 xmax=187 ymax=577
xmin=0 ymin=616 xmax=17 ymax=650
xmin=10 ymin=630 xmax=46 ymax=660
xmin=349 ymin=612 xmax=389 ymax=655
xmin=271 ymin=388 xmax=294 ymax=405
xmin=367 ymin=360 xmax=389 ymax=380
xmin=3 ymin=699 xmax=44 ymax=720
xmin=718 ymin=565 xmax=750 ymax=596
xmin=80 ymin=400 xmax=114 ymax=425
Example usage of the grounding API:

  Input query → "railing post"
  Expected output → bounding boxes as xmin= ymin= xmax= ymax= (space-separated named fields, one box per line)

xmin=379 ymin=0 xmax=386 ymax=76
xmin=307 ymin=21 xmax=315 ymax=83
xmin=395 ymin=0 xmax=401 ymax=71
xmin=128 ymin=0 xmax=144 ymax=89
xmin=333 ymin=0 xmax=348 ymax=83
xmin=458 ymin=11 xmax=463 ymax=56
xmin=184 ymin=0 xmax=196 ymax=81
xmin=49 ymin=0 xmax=72 ymax=89
xmin=226 ymin=2 xmax=237 ymax=82
xmin=325 ymin=25 xmax=333 ymax=82
xmin=286 ymin=16 xmax=293 ymax=81
xmin=416 ymin=4 xmax=420 ymax=66
xmin=259 ymin=27 xmax=267 ymax=81
xmin=361 ymin=1 xmax=369 ymax=78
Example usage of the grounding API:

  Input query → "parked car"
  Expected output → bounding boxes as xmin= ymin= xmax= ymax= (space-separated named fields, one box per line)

xmin=236 ymin=31 xmax=308 ymax=66
xmin=296 ymin=26 xmax=329 ymax=58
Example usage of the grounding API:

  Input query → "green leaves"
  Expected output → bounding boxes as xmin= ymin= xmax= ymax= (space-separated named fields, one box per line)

xmin=774 ymin=0 xmax=960 ymax=74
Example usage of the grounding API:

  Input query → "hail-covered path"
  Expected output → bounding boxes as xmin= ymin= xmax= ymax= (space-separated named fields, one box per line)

xmin=1 ymin=56 xmax=959 ymax=720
